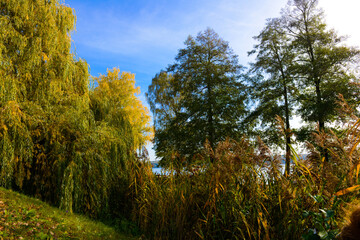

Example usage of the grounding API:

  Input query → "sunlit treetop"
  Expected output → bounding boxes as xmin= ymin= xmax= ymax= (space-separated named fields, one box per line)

xmin=92 ymin=68 xmax=153 ymax=148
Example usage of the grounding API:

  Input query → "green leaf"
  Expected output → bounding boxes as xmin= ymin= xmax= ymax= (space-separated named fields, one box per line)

xmin=318 ymin=231 xmax=328 ymax=239
xmin=325 ymin=210 xmax=334 ymax=219
xmin=303 ymin=211 xmax=310 ymax=217
xmin=310 ymin=195 xmax=324 ymax=204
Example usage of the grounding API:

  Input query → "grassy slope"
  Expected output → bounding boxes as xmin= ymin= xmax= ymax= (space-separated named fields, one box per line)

xmin=0 ymin=187 xmax=137 ymax=240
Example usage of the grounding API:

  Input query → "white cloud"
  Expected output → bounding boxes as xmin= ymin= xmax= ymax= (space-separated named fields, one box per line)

xmin=71 ymin=0 xmax=291 ymax=64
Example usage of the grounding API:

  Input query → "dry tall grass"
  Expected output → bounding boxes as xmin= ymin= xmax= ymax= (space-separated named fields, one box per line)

xmin=125 ymin=97 xmax=360 ymax=239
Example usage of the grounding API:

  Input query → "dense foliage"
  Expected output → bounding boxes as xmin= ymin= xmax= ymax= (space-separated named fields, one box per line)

xmin=2 ymin=0 xmax=360 ymax=239
xmin=130 ymin=110 xmax=360 ymax=239
xmin=147 ymin=28 xmax=246 ymax=166
xmin=141 ymin=0 xmax=360 ymax=239
xmin=284 ymin=0 xmax=359 ymax=130
xmin=247 ymin=17 xmax=297 ymax=175
xmin=148 ymin=1 xmax=360 ymax=171
xmin=247 ymin=0 xmax=360 ymax=165
xmin=0 ymin=0 xmax=151 ymax=219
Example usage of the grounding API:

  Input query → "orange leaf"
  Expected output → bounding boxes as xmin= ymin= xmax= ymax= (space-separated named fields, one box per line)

xmin=335 ymin=185 xmax=360 ymax=196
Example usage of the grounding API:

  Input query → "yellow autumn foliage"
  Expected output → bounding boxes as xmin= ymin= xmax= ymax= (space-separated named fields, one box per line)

xmin=0 ymin=0 xmax=152 ymax=218
xmin=92 ymin=68 xmax=152 ymax=148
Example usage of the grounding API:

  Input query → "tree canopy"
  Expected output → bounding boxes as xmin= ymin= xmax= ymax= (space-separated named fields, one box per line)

xmin=247 ymin=17 xmax=297 ymax=175
xmin=247 ymin=0 xmax=360 ymax=164
xmin=0 ymin=0 xmax=152 ymax=218
xmin=147 ymin=28 xmax=246 ymax=166
xmin=284 ymin=0 xmax=359 ymax=133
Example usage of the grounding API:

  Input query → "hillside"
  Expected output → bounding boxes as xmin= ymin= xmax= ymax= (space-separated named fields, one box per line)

xmin=0 ymin=187 xmax=137 ymax=240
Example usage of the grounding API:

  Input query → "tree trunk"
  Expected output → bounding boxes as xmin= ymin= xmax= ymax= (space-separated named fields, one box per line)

xmin=207 ymin=81 xmax=215 ymax=162
xmin=303 ymin=10 xmax=329 ymax=162
xmin=206 ymin=49 xmax=215 ymax=162
xmin=284 ymin=84 xmax=291 ymax=176
xmin=315 ymin=79 xmax=329 ymax=162
xmin=277 ymin=49 xmax=292 ymax=176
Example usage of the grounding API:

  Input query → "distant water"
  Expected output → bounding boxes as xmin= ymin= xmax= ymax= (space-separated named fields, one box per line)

xmin=152 ymin=163 xmax=288 ymax=175
xmin=150 ymin=155 xmax=306 ymax=175
xmin=152 ymin=167 xmax=163 ymax=175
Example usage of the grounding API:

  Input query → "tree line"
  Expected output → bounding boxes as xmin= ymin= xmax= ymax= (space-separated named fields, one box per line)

xmin=147 ymin=0 xmax=360 ymax=174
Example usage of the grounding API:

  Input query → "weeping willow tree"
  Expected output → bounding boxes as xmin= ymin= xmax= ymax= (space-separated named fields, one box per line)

xmin=0 ymin=0 xmax=151 ymax=218
xmin=91 ymin=68 xmax=152 ymax=148
xmin=89 ymin=68 xmax=152 ymax=217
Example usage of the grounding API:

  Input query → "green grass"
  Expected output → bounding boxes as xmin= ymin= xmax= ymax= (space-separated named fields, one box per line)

xmin=0 ymin=187 xmax=138 ymax=240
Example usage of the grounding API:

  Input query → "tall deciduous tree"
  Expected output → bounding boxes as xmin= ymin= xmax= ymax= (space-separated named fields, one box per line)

xmin=147 ymin=28 xmax=246 ymax=166
xmin=0 ymin=0 xmax=89 ymax=194
xmin=247 ymin=18 xmax=296 ymax=175
xmin=0 ymin=0 xmax=152 ymax=218
xmin=283 ymin=0 xmax=360 ymax=160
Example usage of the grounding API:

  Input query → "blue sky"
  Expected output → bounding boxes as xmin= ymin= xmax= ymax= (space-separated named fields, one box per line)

xmin=65 ymin=0 xmax=360 ymax=160
xmin=67 ymin=0 xmax=290 ymax=90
